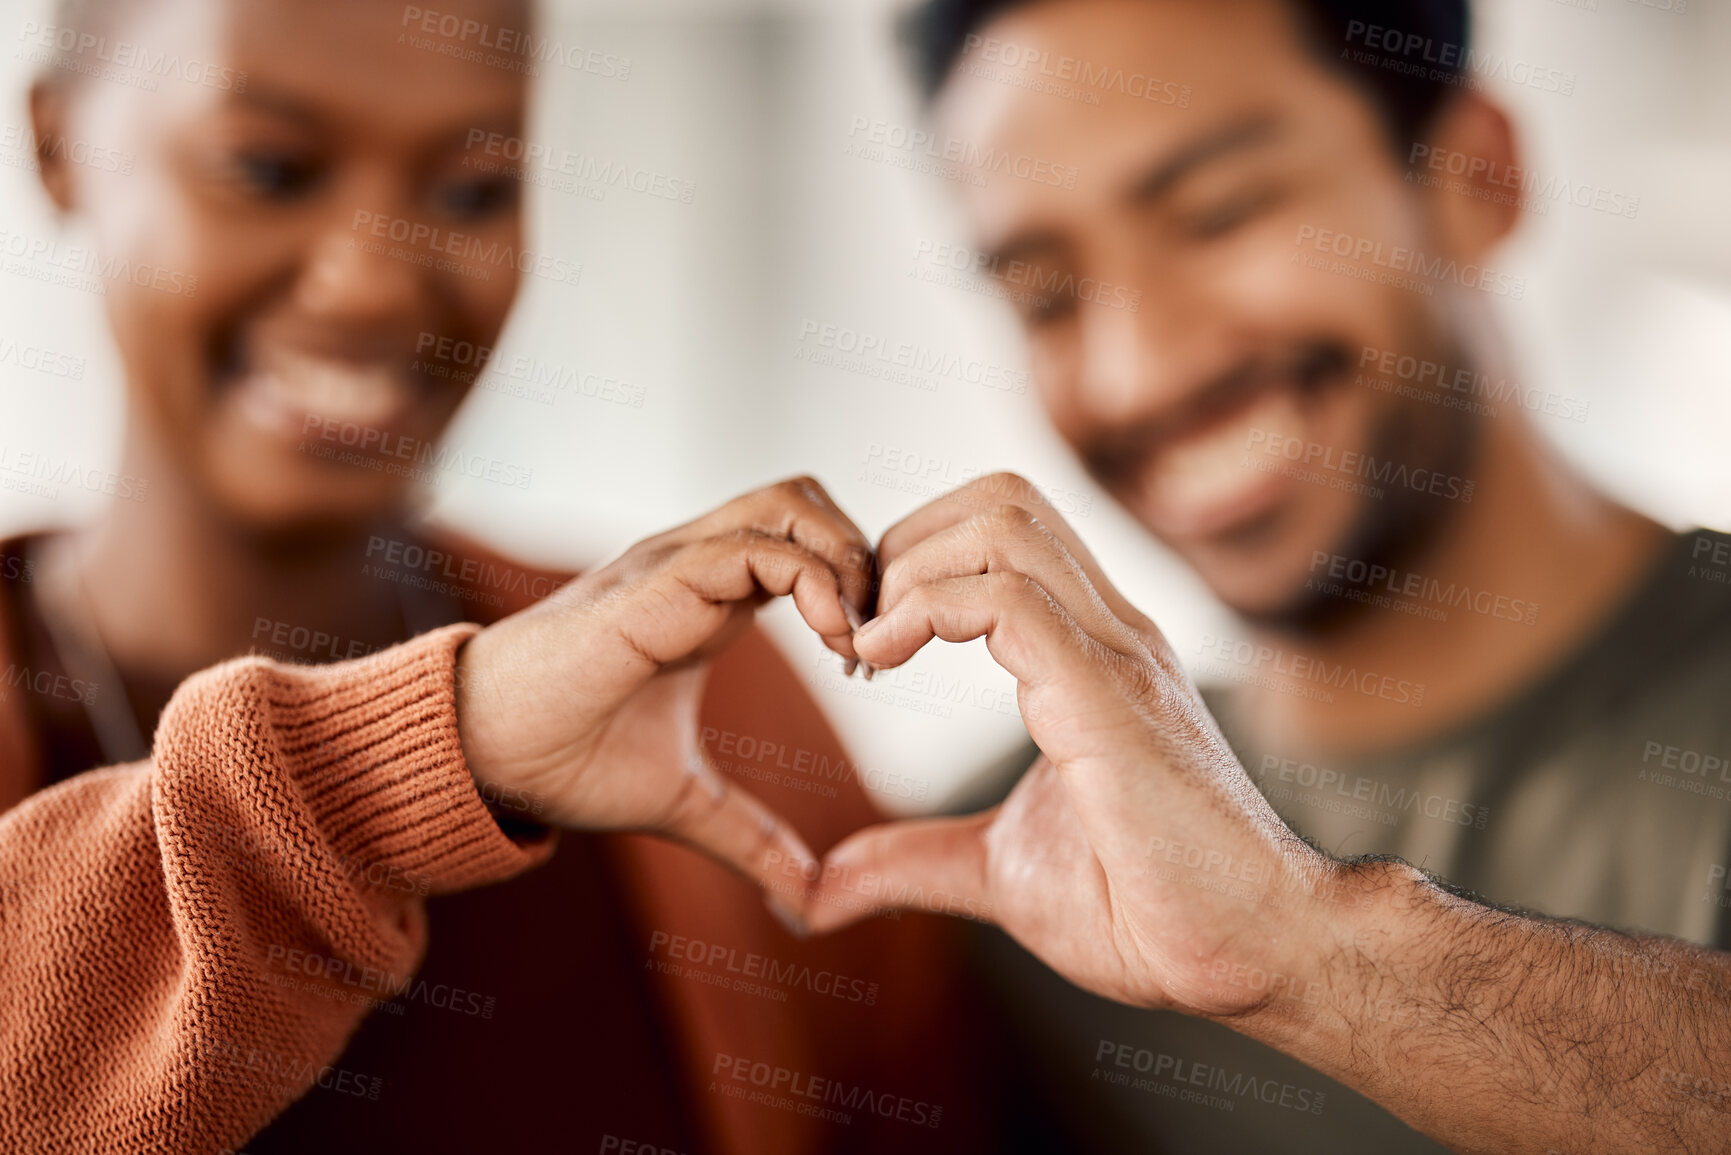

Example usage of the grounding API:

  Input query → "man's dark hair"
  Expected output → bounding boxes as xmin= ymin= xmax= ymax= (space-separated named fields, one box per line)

xmin=901 ymin=0 xmax=1471 ymax=146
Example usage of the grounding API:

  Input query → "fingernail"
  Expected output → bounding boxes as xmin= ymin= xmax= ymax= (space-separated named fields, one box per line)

xmin=854 ymin=614 xmax=884 ymax=640
xmin=764 ymin=893 xmax=810 ymax=940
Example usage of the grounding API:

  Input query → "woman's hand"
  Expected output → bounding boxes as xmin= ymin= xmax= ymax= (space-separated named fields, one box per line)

xmin=453 ymin=477 xmax=873 ymax=907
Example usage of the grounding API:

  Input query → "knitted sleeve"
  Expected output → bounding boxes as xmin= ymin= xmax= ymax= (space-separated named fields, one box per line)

xmin=0 ymin=622 xmax=552 ymax=1154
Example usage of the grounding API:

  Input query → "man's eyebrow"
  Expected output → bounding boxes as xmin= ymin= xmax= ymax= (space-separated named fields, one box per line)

xmin=1127 ymin=113 xmax=1283 ymax=202
xmin=978 ymin=115 xmax=1284 ymax=272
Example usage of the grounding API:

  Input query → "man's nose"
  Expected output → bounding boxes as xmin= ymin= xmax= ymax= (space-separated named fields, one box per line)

xmin=1074 ymin=273 xmax=1237 ymax=431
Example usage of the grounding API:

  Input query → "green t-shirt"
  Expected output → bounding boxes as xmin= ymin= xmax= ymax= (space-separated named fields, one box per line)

xmin=975 ymin=528 xmax=1731 ymax=1154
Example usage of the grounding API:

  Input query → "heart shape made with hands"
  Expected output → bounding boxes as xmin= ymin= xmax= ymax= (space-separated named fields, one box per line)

xmin=459 ymin=472 xmax=1319 ymax=1017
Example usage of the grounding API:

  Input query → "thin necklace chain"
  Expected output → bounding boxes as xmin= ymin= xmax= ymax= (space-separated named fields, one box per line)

xmin=27 ymin=536 xmax=149 ymax=765
xmin=24 ymin=533 xmax=456 ymax=767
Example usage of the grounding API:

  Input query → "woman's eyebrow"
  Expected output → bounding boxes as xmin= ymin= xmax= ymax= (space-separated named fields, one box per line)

xmin=228 ymin=87 xmax=323 ymax=127
xmin=223 ymin=88 xmax=524 ymax=153
xmin=981 ymin=231 xmax=1066 ymax=276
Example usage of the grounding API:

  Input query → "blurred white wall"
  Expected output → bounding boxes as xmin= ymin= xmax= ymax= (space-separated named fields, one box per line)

xmin=1 ymin=0 xmax=1726 ymax=812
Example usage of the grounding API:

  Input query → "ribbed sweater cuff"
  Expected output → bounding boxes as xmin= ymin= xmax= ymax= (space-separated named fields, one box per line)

xmin=162 ymin=621 xmax=553 ymax=896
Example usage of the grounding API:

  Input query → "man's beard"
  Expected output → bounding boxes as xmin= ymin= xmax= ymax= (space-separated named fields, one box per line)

xmin=1247 ymin=368 xmax=1485 ymax=637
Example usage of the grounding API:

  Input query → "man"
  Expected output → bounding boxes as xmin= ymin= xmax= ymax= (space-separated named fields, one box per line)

xmin=799 ymin=0 xmax=1731 ymax=1150
xmin=0 ymin=0 xmax=1006 ymax=1150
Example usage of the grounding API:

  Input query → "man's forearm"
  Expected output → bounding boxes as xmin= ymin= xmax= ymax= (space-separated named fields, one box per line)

xmin=1232 ymin=860 xmax=1731 ymax=1153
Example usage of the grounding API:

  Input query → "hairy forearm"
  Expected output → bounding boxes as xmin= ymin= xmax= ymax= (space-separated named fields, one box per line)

xmin=1232 ymin=861 xmax=1731 ymax=1153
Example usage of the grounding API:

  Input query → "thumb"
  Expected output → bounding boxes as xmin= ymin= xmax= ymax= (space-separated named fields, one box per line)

xmin=585 ymin=667 xmax=824 ymax=918
xmin=803 ymin=810 xmax=998 ymax=934
xmin=641 ymin=669 xmax=824 ymax=908
xmin=663 ymin=752 xmax=823 ymax=921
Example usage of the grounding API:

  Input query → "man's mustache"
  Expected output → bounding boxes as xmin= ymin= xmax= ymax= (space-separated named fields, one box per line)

xmin=1081 ymin=341 xmax=1353 ymax=487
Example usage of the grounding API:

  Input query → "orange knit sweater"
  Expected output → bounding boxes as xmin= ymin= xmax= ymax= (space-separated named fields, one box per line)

xmin=0 ymin=525 xmax=1010 ymax=1155
xmin=0 ymin=622 xmax=551 ymax=1153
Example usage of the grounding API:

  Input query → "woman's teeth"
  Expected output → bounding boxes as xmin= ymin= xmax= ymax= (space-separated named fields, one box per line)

xmin=234 ymin=350 xmax=415 ymax=437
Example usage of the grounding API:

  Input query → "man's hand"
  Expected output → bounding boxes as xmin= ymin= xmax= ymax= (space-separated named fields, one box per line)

xmin=454 ymin=477 xmax=872 ymax=905
xmin=802 ymin=473 xmax=1347 ymax=1015
xmin=802 ymin=472 xmax=1731 ymax=1154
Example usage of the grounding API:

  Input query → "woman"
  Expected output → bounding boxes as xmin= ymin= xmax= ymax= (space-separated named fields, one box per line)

xmin=0 ymin=0 xmax=1010 ymax=1150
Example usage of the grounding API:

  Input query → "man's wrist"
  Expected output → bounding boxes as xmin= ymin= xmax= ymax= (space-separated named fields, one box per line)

xmin=1225 ymin=858 xmax=1448 ymax=1062
xmin=1219 ymin=859 xmax=1652 ymax=1153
